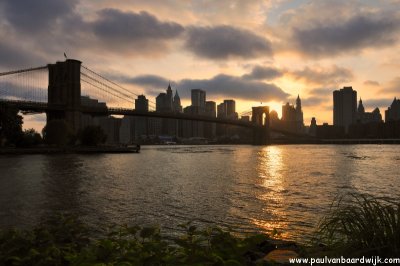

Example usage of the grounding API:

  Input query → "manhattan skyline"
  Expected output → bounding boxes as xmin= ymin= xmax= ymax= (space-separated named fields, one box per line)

xmin=1 ymin=0 xmax=400 ymax=131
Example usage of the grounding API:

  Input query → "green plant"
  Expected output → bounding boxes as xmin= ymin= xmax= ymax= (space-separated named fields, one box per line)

xmin=316 ymin=193 xmax=400 ymax=256
xmin=0 ymin=214 xmax=89 ymax=266
xmin=0 ymin=218 xmax=276 ymax=265
xmin=0 ymin=104 xmax=23 ymax=145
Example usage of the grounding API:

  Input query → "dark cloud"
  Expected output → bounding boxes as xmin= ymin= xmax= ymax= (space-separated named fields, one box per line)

xmin=125 ymin=75 xmax=169 ymax=89
xmin=364 ymin=80 xmax=380 ymax=86
xmin=308 ymin=88 xmax=334 ymax=96
xmin=0 ymin=41 xmax=45 ymax=69
xmin=0 ymin=81 xmax=47 ymax=102
xmin=2 ymin=0 xmax=78 ymax=33
xmin=291 ymin=65 xmax=354 ymax=85
xmin=178 ymin=74 xmax=288 ymax=101
xmin=127 ymin=73 xmax=289 ymax=102
xmin=362 ymin=98 xmax=392 ymax=109
xmin=92 ymin=9 xmax=184 ymax=48
xmin=301 ymin=87 xmax=336 ymax=108
xmin=242 ymin=66 xmax=284 ymax=80
xmin=292 ymin=14 xmax=400 ymax=57
xmin=185 ymin=25 xmax=272 ymax=60
xmin=301 ymin=96 xmax=326 ymax=106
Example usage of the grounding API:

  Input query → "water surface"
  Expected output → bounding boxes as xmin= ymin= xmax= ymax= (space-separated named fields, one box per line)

xmin=1 ymin=145 xmax=399 ymax=242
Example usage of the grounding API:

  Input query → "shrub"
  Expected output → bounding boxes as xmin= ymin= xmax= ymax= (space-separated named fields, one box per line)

xmin=316 ymin=193 xmax=400 ymax=257
xmin=0 ymin=218 xmax=275 ymax=266
xmin=79 ymin=126 xmax=107 ymax=146
xmin=16 ymin=128 xmax=42 ymax=147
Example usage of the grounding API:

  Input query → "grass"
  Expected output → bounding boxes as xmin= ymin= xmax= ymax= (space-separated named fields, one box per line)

xmin=315 ymin=193 xmax=400 ymax=257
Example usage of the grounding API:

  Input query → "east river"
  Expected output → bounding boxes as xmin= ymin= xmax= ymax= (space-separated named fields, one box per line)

xmin=1 ymin=145 xmax=399 ymax=243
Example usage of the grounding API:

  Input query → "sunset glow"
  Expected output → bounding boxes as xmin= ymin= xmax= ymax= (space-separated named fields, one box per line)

xmin=0 ymin=0 xmax=399 ymax=131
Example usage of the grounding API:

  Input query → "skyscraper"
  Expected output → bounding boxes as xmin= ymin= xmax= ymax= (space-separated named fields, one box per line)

xmin=223 ymin=100 xmax=238 ymax=120
xmin=205 ymin=101 xmax=216 ymax=117
xmin=191 ymin=89 xmax=206 ymax=111
xmin=217 ymin=103 xmax=226 ymax=119
xmin=156 ymin=84 xmax=182 ymax=136
xmin=333 ymin=86 xmax=357 ymax=133
xmin=281 ymin=95 xmax=304 ymax=133
xmin=135 ymin=95 xmax=148 ymax=111
xmin=156 ymin=83 xmax=174 ymax=113
xmin=166 ymin=83 xmax=173 ymax=110
xmin=205 ymin=101 xmax=217 ymax=139
xmin=173 ymin=90 xmax=182 ymax=113
xmin=385 ymin=97 xmax=400 ymax=122
xmin=356 ymin=98 xmax=382 ymax=124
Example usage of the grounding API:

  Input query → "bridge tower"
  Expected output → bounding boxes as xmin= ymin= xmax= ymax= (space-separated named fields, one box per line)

xmin=252 ymin=106 xmax=270 ymax=145
xmin=47 ymin=59 xmax=82 ymax=132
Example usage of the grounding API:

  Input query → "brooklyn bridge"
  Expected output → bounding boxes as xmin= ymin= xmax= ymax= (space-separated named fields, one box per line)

xmin=0 ymin=59 xmax=309 ymax=145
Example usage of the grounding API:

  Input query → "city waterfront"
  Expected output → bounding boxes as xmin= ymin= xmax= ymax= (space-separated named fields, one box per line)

xmin=1 ymin=144 xmax=399 ymax=243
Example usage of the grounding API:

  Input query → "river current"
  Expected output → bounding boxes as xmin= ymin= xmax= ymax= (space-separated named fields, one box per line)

xmin=1 ymin=145 xmax=399 ymax=242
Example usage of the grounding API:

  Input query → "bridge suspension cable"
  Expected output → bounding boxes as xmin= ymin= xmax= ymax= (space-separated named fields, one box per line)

xmin=81 ymin=65 xmax=156 ymax=110
xmin=0 ymin=66 xmax=47 ymax=77
xmin=0 ymin=66 xmax=48 ymax=104
xmin=239 ymin=109 xmax=253 ymax=117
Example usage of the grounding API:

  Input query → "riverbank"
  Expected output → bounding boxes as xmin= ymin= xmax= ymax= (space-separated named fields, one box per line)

xmin=0 ymin=145 xmax=140 ymax=154
xmin=2 ymin=140 xmax=400 ymax=155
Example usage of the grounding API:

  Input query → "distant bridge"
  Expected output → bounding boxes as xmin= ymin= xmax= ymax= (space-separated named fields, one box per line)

xmin=0 ymin=59 xmax=310 ymax=144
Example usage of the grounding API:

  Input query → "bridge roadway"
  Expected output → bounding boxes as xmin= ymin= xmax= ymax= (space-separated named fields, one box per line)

xmin=0 ymin=99 xmax=312 ymax=138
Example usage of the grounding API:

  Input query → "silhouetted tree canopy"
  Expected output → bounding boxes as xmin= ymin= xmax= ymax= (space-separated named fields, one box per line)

xmin=0 ymin=105 xmax=23 ymax=146
xmin=42 ymin=119 xmax=73 ymax=146
xmin=79 ymin=126 xmax=107 ymax=146
xmin=17 ymin=128 xmax=42 ymax=147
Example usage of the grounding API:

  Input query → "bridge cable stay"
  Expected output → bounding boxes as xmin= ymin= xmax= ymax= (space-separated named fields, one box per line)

xmin=81 ymin=67 xmax=130 ymax=109
xmin=80 ymin=66 xmax=156 ymax=111
xmin=81 ymin=73 xmax=134 ymax=103
xmin=81 ymin=65 xmax=157 ymax=106
xmin=80 ymin=78 xmax=133 ymax=105
xmin=239 ymin=109 xmax=253 ymax=117
xmin=0 ymin=66 xmax=47 ymax=77
xmin=81 ymin=69 xmax=144 ymax=110
xmin=81 ymin=65 xmax=156 ymax=111
xmin=0 ymin=66 xmax=48 ymax=105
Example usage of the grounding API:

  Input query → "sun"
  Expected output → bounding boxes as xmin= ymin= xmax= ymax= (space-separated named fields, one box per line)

xmin=265 ymin=101 xmax=283 ymax=119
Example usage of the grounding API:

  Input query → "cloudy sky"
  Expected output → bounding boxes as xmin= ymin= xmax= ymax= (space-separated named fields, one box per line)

xmin=1 ymin=0 xmax=400 ymax=130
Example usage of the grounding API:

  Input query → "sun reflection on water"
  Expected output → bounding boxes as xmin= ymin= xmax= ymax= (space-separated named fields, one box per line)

xmin=251 ymin=146 xmax=291 ymax=239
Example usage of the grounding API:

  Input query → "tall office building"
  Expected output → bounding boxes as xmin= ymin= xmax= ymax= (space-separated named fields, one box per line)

xmin=356 ymin=98 xmax=382 ymax=124
xmin=189 ymin=89 xmax=206 ymax=137
xmin=217 ymin=103 xmax=226 ymax=118
xmin=191 ymin=89 xmax=206 ymax=110
xmin=205 ymin=101 xmax=217 ymax=139
xmin=135 ymin=95 xmax=148 ymax=111
xmin=155 ymin=84 xmax=182 ymax=136
xmin=385 ymin=97 xmax=400 ymax=122
xmin=333 ymin=86 xmax=357 ymax=133
xmin=223 ymin=100 xmax=238 ymax=120
xmin=205 ymin=101 xmax=216 ymax=117
xmin=216 ymin=100 xmax=238 ymax=120
xmin=134 ymin=95 xmax=149 ymax=139
xmin=280 ymin=95 xmax=304 ymax=133
xmin=173 ymin=90 xmax=182 ymax=113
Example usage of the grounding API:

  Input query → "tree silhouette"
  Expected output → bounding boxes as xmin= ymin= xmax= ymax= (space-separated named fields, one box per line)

xmin=0 ymin=105 xmax=23 ymax=146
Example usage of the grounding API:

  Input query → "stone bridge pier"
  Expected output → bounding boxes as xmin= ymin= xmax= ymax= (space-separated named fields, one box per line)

xmin=47 ymin=59 xmax=82 ymax=133
xmin=252 ymin=106 xmax=270 ymax=145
